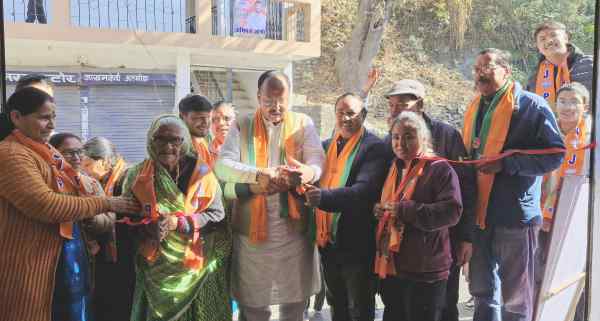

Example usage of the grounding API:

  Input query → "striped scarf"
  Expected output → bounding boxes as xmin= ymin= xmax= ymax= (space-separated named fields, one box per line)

xmin=241 ymin=110 xmax=303 ymax=243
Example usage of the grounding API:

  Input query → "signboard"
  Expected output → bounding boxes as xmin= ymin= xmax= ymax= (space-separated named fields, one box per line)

xmin=6 ymin=71 xmax=79 ymax=86
xmin=5 ymin=71 xmax=175 ymax=87
xmin=233 ymin=0 xmax=267 ymax=37
xmin=81 ymin=72 xmax=176 ymax=86
xmin=535 ymin=175 xmax=589 ymax=321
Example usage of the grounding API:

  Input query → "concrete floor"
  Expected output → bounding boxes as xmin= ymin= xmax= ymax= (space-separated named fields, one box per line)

xmin=233 ymin=271 xmax=475 ymax=321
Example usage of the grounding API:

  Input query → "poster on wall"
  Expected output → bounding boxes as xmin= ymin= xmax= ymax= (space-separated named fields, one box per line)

xmin=233 ymin=0 xmax=267 ymax=37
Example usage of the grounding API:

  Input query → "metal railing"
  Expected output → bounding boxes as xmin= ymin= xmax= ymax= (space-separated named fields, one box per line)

xmin=194 ymin=70 xmax=226 ymax=102
xmin=70 ymin=0 xmax=191 ymax=33
xmin=3 ymin=0 xmax=50 ymax=24
xmin=208 ymin=71 xmax=225 ymax=100
xmin=211 ymin=0 xmax=309 ymax=42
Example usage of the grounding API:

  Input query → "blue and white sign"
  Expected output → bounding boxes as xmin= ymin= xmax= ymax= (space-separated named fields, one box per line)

xmin=6 ymin=71 xmax=79 ymax=86
xmin=6 ymin=71 xmax=176 ymax=87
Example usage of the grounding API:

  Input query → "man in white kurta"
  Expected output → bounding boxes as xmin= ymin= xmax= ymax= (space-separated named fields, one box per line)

xmin=215 ymin=71 xmax=325 ymax=321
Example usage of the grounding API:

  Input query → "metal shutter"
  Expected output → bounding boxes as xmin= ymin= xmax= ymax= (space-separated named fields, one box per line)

xmin=87 ymin=86 xmax=175 ymax=163
xmin=7 ymin=85 xmax=82 ymax=136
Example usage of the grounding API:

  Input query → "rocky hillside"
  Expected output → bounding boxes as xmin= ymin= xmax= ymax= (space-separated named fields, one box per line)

xmin=293 ymin=0 xmax=476 ymax=135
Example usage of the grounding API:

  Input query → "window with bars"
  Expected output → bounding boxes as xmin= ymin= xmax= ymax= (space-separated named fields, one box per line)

xmin=194 ymin=71 xmax=226 ymax=102
xmin=69 ymin=0 xmax=189 ymax=33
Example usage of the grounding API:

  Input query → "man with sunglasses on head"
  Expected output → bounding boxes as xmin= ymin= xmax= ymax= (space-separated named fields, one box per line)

xmin=381 ymin=79 xmax=477 ymax=321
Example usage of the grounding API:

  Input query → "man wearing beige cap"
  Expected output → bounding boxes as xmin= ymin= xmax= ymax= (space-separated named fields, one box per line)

xmin=380 ymin=79 xmax=477 ymax=321
xmin=383 ymin=79 xmax=426 ymax=126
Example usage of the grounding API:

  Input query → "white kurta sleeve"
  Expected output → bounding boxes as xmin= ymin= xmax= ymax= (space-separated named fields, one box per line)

xmin=301 ymin=116 xmax=326 ymax=183
xmin=214 ymin=122 xmax=259 ymax=184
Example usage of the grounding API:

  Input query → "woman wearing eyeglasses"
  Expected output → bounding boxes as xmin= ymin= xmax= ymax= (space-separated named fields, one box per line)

xmin=123 ymin=114 xmax=230 ymax=321
xmin=49 ymin=133 xmax=115 ymax=318
xmin=51 ymin=133 xmax=116 ymax=236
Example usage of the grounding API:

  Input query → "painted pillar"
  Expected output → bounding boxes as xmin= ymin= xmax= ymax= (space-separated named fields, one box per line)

xmin=174 ymin=52 xmax=191 ymax=112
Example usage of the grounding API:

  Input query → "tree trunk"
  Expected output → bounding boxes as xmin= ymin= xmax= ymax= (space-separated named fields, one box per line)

xmin=447 ymin=0 xmax=472 ymax=54
xmin=334 ymin=0 xmax=394 ymax=93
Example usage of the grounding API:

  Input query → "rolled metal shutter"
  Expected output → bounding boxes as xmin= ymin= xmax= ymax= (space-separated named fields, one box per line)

xmin=7 ymin=85 xmax=82 ymax=136
xmin=87 ymin=85 xmax=175 ymax=163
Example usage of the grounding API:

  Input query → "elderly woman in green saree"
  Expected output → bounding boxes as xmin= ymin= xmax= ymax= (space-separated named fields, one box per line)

xmin=123 ymin=114 xmax=232 ymax=321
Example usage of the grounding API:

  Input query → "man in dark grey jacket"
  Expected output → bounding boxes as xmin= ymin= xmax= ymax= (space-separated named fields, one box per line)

xmin=526 ymin=21 xmax=593 ymax=107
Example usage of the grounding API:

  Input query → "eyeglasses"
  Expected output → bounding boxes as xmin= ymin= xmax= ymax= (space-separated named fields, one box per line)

xmin=259 ymin=95 xmax=287 ymax=108
xmin=62 ymin=149 xmax=84 ymax=158
xmin=472 ymin=64 xmax=501 ymax=75
xmin=153 ymin=135 xmax=184 ymax=147
xmin=556 ymin=99 xmax=584 ymax=108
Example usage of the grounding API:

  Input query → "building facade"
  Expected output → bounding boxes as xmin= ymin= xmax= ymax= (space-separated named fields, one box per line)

xmin=4 ymin=0 xmax=320 ymax=161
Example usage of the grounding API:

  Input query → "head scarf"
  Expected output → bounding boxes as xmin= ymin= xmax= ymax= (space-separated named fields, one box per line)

xmin=146 ymin=114 xmax=194 ymax=163
xmin=127 ymin=114 xmax=220 ymax=320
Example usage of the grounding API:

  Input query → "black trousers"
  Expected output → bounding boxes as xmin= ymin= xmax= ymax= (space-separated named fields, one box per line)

xmin=441 ymin=264 xmax=460 ymax=321
xmin=322 ymin=257 xmax=375 ymax=321
xmin=93 ymin=225 xmax=137 ymax=321
xmin=380 ymin=277 xmax=447 ymax=321
xmin=26 ymin=0 xmax=47 ymax=23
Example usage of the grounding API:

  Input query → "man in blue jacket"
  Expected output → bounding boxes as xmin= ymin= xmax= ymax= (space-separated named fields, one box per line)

xmin=305 ymin=93 xmax=387 ymax=321
xmin=466 ymin=48 xmax=565 ymax=321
